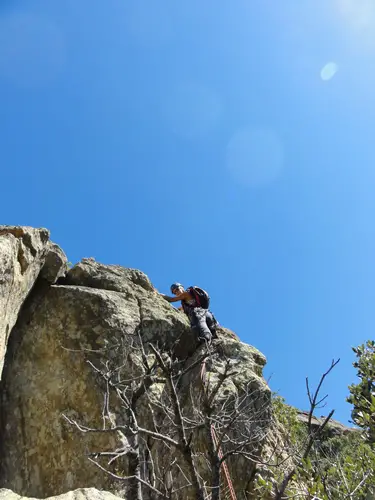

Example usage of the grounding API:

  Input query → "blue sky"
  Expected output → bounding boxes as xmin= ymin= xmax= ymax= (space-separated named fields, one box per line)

xmin=1 ymin=0 xmax=374 ymax=425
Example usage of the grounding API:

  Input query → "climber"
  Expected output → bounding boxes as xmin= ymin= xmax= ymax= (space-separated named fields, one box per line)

xmin=161 ymin=283 xmax=218 ymax=344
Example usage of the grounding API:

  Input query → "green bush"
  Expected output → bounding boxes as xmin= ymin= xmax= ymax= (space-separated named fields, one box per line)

xmin=347 ymin=340 xmax=375 ymax=443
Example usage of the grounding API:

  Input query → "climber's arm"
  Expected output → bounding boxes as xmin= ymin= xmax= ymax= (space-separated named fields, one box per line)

xmin=161 ymin=291 xmax=191 ymax=303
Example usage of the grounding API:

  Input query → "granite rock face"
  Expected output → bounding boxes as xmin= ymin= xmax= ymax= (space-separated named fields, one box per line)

xmin=0 ymin=231 xmax=272 ymax=499
xmin=0 ymin=226 xmax=67 ymax=378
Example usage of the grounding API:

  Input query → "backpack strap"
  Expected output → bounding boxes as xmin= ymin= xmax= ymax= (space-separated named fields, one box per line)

xmin=192 ymin=287 xmax=201 ymax=307
xmin=187 ymin=286 xmax=201 ymax=307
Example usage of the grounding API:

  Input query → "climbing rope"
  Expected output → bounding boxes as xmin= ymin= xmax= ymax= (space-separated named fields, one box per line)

xmin=200 ymin=358 xmax=238 ymax=500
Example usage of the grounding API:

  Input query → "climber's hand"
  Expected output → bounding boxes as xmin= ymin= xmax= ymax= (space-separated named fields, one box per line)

xmin=160 ymin=293 xmax=172 ymax=302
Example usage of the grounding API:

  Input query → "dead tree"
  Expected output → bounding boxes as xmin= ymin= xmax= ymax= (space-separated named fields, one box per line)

xmin=63 ymin=334 xmax=272 ymax=500
xmin=193 ymin=356 xmax=272 ymax=500
xmin=63 ymin=333 xmax=169 ymax=500
xmin=274 ymin=359 xmax=340 ymax=500
xmin=63 ymin=334 xmax=211 ymax=499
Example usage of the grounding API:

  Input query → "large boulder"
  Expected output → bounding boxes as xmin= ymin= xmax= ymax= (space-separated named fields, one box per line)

xmin=0 ymin=226 xmax=67 ymax=378
xmin=0 ymin=258 xmax=271 ymax=499
xmin=0 ymin=260 xmax=192 ymax=497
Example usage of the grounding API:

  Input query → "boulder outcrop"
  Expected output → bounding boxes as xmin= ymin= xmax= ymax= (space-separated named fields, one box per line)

xmin=0 ymin=226 xmax=67 ymax=378
xmin=0 ymin=226 xmax=272 ymax=499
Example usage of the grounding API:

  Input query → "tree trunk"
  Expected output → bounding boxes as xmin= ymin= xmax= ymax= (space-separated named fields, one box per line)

xmin=207 ymin=423 xmax=220 ymax=500
xmin=128 ymin=434 xmax=143 ymax=500
xmin=211 ymin=458 xmax=221 ymax=500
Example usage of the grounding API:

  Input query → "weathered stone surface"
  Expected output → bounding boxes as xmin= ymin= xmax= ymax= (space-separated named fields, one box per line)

xmin=297 ymin=410 xmax=355 ymax=436
xmin=0 ymin=258 xmax=271 ymax=499
xmin=0 ymin=488 xmax=125 ymax=500
xmin=0 ymin=226 xmax=67 ymax=378
xmin=40 ymin=241 xmax=68 ymax=283
xmin=61 ymin=258 xmax=197 ymax=357
xmin=62 ymin=258 xmax=154 ymax=293
xmin=0 ymin=272 xmax=192 ymax=497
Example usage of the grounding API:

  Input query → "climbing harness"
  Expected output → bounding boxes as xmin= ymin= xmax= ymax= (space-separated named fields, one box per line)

xmin=200 ymin=358 xmax=238 ymax=500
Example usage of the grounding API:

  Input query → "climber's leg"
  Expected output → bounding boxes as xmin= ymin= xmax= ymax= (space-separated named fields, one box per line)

xmin=190 ymin=308 xmax=212 ymax=343
xmin=205 ymin=311 xmax=219 ymax=339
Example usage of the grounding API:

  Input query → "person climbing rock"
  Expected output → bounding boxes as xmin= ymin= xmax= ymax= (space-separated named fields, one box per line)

xmin=161 ymin=283 xmax=218 ymax=344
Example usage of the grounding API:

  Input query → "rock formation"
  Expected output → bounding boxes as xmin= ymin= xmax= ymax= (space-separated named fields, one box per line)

xmin=0 ymin=226 xmax=352 ymax=500
xmin=0 ymin=226 xmax=67 ymax=378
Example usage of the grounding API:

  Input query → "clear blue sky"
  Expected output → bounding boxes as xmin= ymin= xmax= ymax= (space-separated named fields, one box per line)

xmin=1 ymin=0 xmax=374 ymax=425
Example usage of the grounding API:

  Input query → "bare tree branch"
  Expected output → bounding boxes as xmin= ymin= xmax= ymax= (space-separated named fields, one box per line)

xmin=88 ymin=457 xmax=166 ymax=498
xmin=275 ymin=359 xmax=340 ymax=500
